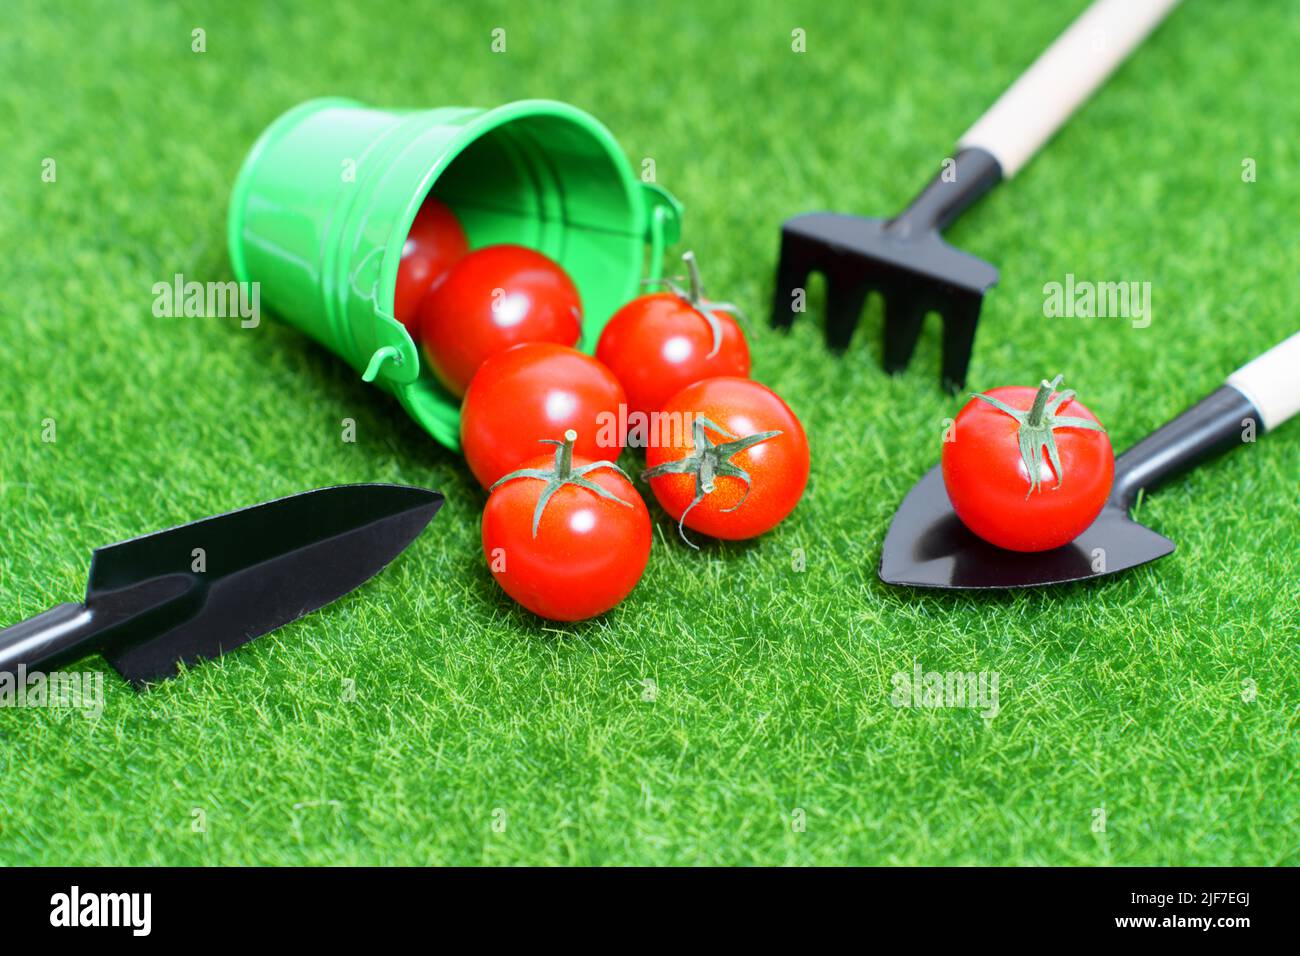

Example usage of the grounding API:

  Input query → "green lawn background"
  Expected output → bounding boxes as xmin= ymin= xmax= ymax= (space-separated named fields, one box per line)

xmin=0 ymin=0 xmax=1296 ymax=865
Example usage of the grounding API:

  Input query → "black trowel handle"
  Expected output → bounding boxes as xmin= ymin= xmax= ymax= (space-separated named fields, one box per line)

xmin=0 ymin=602 xmax=99 ymax=675
xmin=958 ymin=0 xmax=1179 ymax=179
xmin=1112 ymin=332 xmax=1300 ymax=509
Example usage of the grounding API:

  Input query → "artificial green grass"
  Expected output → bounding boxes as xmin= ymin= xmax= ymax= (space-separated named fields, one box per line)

xmin=0 ymin=0 xmax=1296 ymax=866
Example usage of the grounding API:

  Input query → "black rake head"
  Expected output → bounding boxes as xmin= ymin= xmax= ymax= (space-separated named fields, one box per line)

xmin=770 ymin=148 xmax=1003 ymax=391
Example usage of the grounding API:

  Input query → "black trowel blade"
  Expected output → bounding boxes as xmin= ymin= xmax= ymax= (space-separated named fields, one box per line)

xmin=91 ymin=484 xmax=443 ymax=686
xmin=878 ymin=466 xmax=1173 ymax=589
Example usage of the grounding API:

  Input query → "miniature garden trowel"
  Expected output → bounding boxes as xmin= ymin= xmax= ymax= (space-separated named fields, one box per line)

xmin=772 ymin=0 xmax=1179 ymax=389
xmin=879 ymin=332 xmax=1300 ymax=589
xmin=0 ymin=484 xmax=442 ymax=687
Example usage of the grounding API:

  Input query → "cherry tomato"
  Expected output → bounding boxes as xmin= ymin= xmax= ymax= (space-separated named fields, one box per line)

xmin=461 ymin=343 xmax=626 ymax=489
xmin=942 ymin=375 xmax=1114 ymax=552
xmin=418 ymin=244 xmax=582 ymax=397
xmin=596 ymin=253 xmax=749 ymax=419
xmin=644 ymin=377 xmax=809 ymax=544
xmin=393 ymin=198 xmax=469 ymax=332
xmin=483 ymin=430 xmax=651 ymax=621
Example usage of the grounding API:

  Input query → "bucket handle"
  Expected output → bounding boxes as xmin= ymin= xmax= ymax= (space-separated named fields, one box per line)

xmin=353 ymin=241 xmax=420 ymax=386
xmin=641 ymin=183 xmax=683 ymax=280
xmin=362 ymin=344 xmax=403 ymax=382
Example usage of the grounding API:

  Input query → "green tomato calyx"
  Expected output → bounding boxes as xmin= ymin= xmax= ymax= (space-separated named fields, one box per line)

xmin=972 ymin=374 xmax=1106 ymax=497
xmin=490 ymin=429 xmax=634 ymax=537
xmin=642 ymin=416 xmax=782 ymax=549
xmin=641 ymin=251 xmax=746 ymax=359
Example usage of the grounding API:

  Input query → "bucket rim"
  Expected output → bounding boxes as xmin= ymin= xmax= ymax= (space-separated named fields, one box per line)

xmin=374 ymin=98 xmax=646 ymax=320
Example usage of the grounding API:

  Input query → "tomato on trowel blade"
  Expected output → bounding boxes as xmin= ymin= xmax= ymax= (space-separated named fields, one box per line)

xmin=880 ymin=333 xmax=1300 ymax=588
xmin=942 ymin=375 xmax=1112 ymax=552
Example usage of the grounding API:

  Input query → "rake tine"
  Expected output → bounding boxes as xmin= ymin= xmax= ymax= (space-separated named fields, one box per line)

xmin=763 ymin=0 xmax=1178 ymax=392
xmin=939 ymin=291 xmax=982 ymax=392
xmin=824 ymin=276 xmax=870 ymax=351
xmin=882 ymin=290 xmax=927 ymax=374
xmin=770 ymin=233 xmax=814 ymax=330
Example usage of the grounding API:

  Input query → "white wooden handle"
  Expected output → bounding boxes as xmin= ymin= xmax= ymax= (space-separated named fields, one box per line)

xmin=958 ymin=0 xmax=1180 ymax=178
xmin=1227 ymin=332 xmax=1300 ymax=432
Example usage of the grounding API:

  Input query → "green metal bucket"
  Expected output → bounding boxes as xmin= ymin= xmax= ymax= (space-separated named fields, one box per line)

xmin=227 ymin=97 xmax=682 ymax=450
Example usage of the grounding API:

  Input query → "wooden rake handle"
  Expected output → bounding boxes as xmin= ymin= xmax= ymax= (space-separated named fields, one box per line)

xmin=959 ymin=0 xmax=1181 ymax=178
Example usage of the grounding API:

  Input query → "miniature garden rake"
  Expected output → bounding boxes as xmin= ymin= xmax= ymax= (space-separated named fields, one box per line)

xmin=771 ymin=0 xmax=1180 ymax=389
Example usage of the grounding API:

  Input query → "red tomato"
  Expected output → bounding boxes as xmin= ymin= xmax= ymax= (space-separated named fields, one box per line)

xmin=461 ymin=343 xmax=626 ymax=489
xmin=596 ymin=292 xmax=750 ymax=419
xmin=483 ymin=430 xmax=651 ymax=621
xmin=942 ymin=375 xmax=1114 ymax=552
xmin=418 ymin=244 xmax=582 ymax=397
xmin=393 ymin=198 xmax=469 ymax=332
xmin=644 ymin=377 xmax=809 ymax=544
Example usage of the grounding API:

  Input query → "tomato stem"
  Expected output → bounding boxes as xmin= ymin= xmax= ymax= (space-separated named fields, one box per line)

xmin=555 ymin=428 xmax=577 ymax=477
xmin=490 ymin=431 xmax=633 ymax=537
xmin=640 ymin=251 xmax=748 ymax=359
xmin=683 ymin=250 xmax=705 ymax=303
xmin=1024 ymin=374 xmax=1063 ymax=428
xmin=972 ymin=374 xmax=1106 ymax=496
xmin=642 ymin=416 xmax=782 ymax=549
